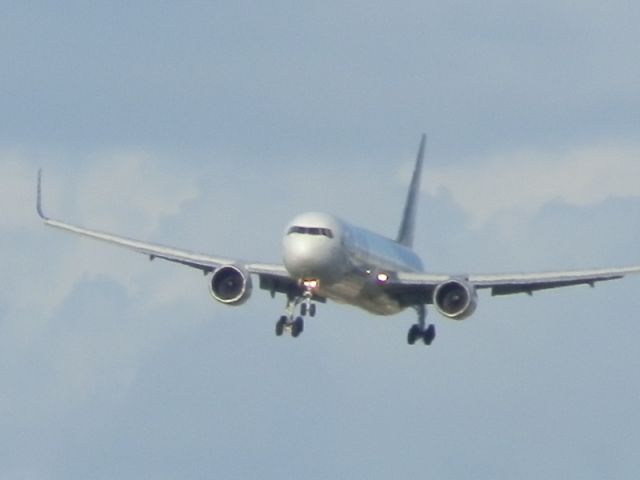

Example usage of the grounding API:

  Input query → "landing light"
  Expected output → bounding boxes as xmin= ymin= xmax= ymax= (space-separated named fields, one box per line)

xmin=376 ymin=272 xmax=389 ymax=284
xmin=303 ymin=279 xmax=319 ymax=290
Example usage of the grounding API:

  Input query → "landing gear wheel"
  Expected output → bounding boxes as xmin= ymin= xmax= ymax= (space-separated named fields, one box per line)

xmin=407 ymin=324 xmax=422 ymax=345
xmin=309 ymin=303 xmax=316 ymax=317
xmin=291 ymin=317 xmax=304 ymax=338
xmin=275 ymin=316 xmax=287 ymax=336
xmin=300 ymin=303 xmax=308 ymax=316
xmin=423 ymin=324 xmax=436 ymax=345
xmin=407 ymin=323 xmax=436 ymax=346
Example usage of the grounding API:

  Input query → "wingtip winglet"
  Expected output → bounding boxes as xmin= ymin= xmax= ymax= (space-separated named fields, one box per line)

xmin=36 ymin=168 xmax=48 ymax=220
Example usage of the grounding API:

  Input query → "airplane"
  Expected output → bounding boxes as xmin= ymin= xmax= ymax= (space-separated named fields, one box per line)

xmin=36 ymin=135 xmax=640 ymax=345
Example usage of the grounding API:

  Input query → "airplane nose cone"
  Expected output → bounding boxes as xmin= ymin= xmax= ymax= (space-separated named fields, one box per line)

xmin=283 ymin=236 xmax=342 ymax=282
xmin=283 ymin=212 xmax=346 ymax=283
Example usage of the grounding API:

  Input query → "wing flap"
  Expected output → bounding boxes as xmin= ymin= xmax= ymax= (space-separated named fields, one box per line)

xmin=489 ymin=276 xmax=622 ymax=296
xmin=44 ymin=217 xmax=232 ymax=272
xmin=469 ymin=267 xmax=640 ymax=291
xmin=392 ymin=266 xmax=640 ymax=302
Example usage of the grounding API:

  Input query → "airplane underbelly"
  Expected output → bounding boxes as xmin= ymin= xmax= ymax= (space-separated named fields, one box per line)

xmin=321 ymin=275 xmax=405 ymax=316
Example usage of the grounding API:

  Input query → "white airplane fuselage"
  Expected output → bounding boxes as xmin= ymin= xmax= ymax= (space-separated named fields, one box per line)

xmin=283 ymin=212 xmax=423 ymax=315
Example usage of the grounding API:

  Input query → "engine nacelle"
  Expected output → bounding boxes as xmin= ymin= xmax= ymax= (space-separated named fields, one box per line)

xmin=208 ymin=265 xmax=253 ymax=306
xmin=433 ymin=279 xmax=478 ymax=320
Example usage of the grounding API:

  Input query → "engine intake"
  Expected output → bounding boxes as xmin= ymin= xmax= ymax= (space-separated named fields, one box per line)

xmin=208 ymin=265 xmax=252 ymax=306
xmin=433 ymin=279 xmax=478 ymax=320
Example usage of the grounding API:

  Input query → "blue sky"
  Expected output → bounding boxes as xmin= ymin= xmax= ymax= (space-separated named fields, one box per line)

xmin=2 ymin=1 xmax=640 ymax=478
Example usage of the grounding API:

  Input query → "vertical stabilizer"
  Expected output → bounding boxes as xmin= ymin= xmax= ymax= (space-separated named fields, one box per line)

xmin=396 ymin=134 xmax=426 ymax=248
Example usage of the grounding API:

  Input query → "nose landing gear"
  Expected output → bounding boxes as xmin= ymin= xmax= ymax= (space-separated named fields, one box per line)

xmin=275 ymin=292 xmax=317 ymax=338
xmin=300 ymin=301 xmax=317 ymax=317
xmin=407 ymin=305 xmax=436 ymax=346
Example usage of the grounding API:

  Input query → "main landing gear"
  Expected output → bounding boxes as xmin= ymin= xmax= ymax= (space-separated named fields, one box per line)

xmin=275 ymin=293 xmax=317 ymax=338
xmin=407 ymin=305 xmax=436 ymax=346
xmin=274 ymin=294 xmax=434 ymax=345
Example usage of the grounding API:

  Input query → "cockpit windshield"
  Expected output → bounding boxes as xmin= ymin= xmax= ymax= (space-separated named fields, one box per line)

xmin=287 ymin=226 xmax=334 ymax=238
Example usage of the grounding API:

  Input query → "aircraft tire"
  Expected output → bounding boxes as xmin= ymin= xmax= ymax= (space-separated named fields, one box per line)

xmin=292 ymin=317 xmax=304 ymax=338
xmin=309 ymin=303 xmax=316 ymax=317
xmin=407 ymin=324 xmax=421 ymax=345
xmin=275 ymin=316 xmax=287 ymax=336
xmin=423 ymin=324 xmax=436 ymax=345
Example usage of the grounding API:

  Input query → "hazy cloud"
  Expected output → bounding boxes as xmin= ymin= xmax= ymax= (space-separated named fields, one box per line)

xmin=425 ymin=142 xmax=640 ymax=226
xmin=0 ymin=152 xmax=41 ymax=230
xmin=1 ymin=1 xmax=640 ymax=478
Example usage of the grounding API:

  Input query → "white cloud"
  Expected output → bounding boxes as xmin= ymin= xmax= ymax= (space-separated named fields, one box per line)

xmin=0 ymin=151 xmax=40 ymax=230
xmin=78 ymin=150 xmax=199 ymax=234
xmin=0 ymin=150 xmax=200 ymax=316
xmin=0 ymin=150 xmax=208 ymax=432
xmin=424 ymin=142 xmax=640 ymax=226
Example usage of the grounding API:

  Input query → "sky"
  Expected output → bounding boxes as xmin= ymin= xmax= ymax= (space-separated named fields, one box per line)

xmin=1 ymin=1 xmax=640 ymax=478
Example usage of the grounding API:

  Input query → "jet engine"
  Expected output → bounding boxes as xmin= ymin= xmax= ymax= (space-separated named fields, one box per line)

xmin=208 ymin=265 xmax=253 ymax=306
xmin=433 ymin=279 xmax=478 ymax=320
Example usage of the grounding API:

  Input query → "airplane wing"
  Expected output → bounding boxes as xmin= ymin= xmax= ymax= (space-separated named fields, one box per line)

xmin=391 ymin=266 xmax=640 ymax=304
xmin=36 ymin=171 xmax=296 ymax=294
